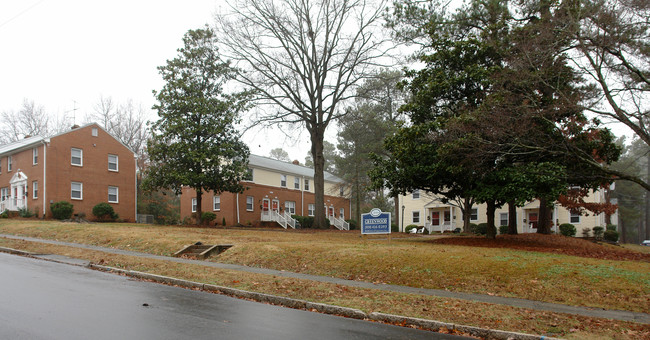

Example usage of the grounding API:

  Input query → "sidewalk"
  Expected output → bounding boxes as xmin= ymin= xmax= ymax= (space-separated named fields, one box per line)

xmin=1 ymin=233 xmax=648 ymax=324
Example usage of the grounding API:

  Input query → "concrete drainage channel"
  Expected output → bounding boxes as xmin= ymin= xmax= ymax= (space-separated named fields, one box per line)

xmin=0 ymin=246 xmax=559 ymax=340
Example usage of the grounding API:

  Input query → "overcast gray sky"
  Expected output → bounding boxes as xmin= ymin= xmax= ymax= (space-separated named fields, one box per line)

xmin=0 ymin=0 xmax=314 ymax=160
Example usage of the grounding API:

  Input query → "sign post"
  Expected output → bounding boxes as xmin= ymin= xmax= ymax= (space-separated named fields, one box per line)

xmin=361 ymin=208 xmax=391 ymax=242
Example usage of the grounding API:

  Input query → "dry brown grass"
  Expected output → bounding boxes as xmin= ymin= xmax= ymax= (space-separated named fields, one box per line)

xmin=0 ymin=220 xmax=648 ymax=312
xmin=1 ymin=237 xmax=648 ymax=340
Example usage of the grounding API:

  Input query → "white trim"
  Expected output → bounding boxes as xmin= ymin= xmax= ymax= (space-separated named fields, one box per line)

xmin=108 ymin=186 xmax=119 ymax=203
xmin=32 ymin=147 xmax=38 ymax=165
xmin=569 ymin=211 xmax=581 ymax=224
xmin=71 ymin=182 xmax=83 ymax=200
xmin=32 ymin=181 xmax=38 ymax=199
xmin=191 ymin=198 xmax=197 ymax=213
xmin=71 ymin=148 xmax=83 ymax=166
xmin=108 ymin=154 xmax=118 ymax=172
xmin=213 ymin=196 xmax=221 ymax=211
xmin=470 ymin=207 xmax=479 ymax=222
xmin=246 ymin=196 xmax=254 ymax=211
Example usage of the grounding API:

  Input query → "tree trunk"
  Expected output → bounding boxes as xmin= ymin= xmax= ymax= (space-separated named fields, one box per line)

xmin=311 ymin=128 xmax=326 ymax=229
xmin=646 ymin=154 xmax=650 ymax=240
xmin=462 ymin=197 xmax=472 ymax=233
xmin=394 ymin=192 xmax=399 ymax=231
xmin=508 ymin=200 xmax=518 ymax=235
xmin=195 ymin=189 xmax=203 ymax=224
xmin=486 ymin=200 xmax=496 ymax=239
xmin=537 ymin=197 xmax=552 ymax=234
xmin=620 ymin=217 xmax=626 ymax=244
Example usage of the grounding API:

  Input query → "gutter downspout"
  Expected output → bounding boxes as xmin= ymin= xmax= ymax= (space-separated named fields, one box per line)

xmin=301 ymin=176 xmax=304 ymax=216
xmin=236 ymin=193 xmax=240 ymax=224
xmin=42 ymin=139 xmax=48 ymax=217
xmin=135 ymin=156 xmax=138 ymax=223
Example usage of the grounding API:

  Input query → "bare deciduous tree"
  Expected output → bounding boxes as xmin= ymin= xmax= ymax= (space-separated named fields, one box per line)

xmin=0 ymin=99 xmax=68 ymax=144
xmin=88 ymin=96 xmax=150 ymax=161
xmin=215 ymin=0 xmax=390 ymax=227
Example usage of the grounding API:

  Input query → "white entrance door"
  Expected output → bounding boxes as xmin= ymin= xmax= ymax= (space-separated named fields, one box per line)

xmin=9 ymin=171 xmax=28 ymax=211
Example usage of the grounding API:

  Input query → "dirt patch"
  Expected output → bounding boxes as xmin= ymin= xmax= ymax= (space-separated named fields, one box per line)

xmin=431 ymin=233 xmax=650 ymax=262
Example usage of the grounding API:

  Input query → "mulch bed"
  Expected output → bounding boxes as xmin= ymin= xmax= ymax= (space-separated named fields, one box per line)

xmin=430 ymin=233 xmax=650 ymax=262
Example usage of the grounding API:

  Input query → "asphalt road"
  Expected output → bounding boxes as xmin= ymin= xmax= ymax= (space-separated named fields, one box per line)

xmin=0 ymin=253 xmax=469 ymax=340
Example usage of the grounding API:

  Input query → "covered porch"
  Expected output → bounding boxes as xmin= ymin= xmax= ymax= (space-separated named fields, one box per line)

xmin=423 ymin=202 xmax=457 ymax=233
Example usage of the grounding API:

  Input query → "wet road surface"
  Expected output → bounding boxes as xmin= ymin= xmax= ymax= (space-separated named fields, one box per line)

xmin=0 ymin=252 xmax=469 ymax=340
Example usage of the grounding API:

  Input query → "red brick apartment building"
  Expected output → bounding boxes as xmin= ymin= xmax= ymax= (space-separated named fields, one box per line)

xmin=0 ymin=123 xmax=136 ymax=221
xmin=180 ymin=154 xmax=351 ymax=229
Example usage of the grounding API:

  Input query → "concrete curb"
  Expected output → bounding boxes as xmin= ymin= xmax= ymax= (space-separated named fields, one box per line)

xmin=0 ymin=246 xmax=38 ymax=256
xmin=87 ymin=262 xmax=559 ymax=340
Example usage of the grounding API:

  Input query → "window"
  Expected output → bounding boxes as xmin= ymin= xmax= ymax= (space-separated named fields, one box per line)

xmin=340 ymin=186 xmax=344 ymax=196
xmin=244 ymin=168 xmax=253 ymax=181
xmin=191 ymin=198 xmax=197 ymax=212
xmin=444 ymin=211 xmax=451 ymax=223
xmin=108 ymin=186 xmax=118 ymax=203
xmin=412 ymin=189 xmax=420 ymax=199
xmin=412 ymin=211 xmax=420 ymax=224
xmin=0 ymin=187 xmax=7 ymax=201
xmin=280 ymin=174 xmax=287 ymax=187
xmin=285 ymin=201 xmax=296 ymax=214
xmin=32 ymin=181 xmax=38 ymax=199
xmin=339 ymin=208 xmax=344 ymax=219
xmin=500 ymin=213 xmax=508 ymax=227
xmin=304 ymin=179 xmax=310 ymax=191
xmin=246 ymin=196 xmax=254 ymax=211
xmin=71 ymin=148 xmax=83 ymax=166
xmin=108 ymin=154 xmax=118 ymax=171
xmin=92 ymin=127 xmax=98 ymax=137
xmin=213 ymin=196 xmax=221 ymax=211
xmin=570 ymin=211 xmax=580 ymax=224
xmin=308 ymin=204 xmax=315 ymax=216
xmin=7 ymin=156 xmax=12 ymax=172
xmin=470 ymin=208 xmax=478 ymax=221
xmin=33 ymin=148 xmax=38 ymax=165
xmin=71 ymin=182 xmax=83 ymax=200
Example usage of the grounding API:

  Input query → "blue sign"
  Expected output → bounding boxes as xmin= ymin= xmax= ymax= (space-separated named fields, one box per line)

xmin=361 ymin=208 xmax=391 ymax=234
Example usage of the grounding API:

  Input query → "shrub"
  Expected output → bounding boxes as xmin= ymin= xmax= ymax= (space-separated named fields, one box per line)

xmin=346 ymin=219 xmax=358 ymax=230
xmin=559 ymin=223 xmax=577 ymax=237
xmin=18 ymin=207 xmax=33 ymax=218
xmin=51 ymin=201 xmax=73 ymax=220
xmin=405 ymin=224 xmax=418 ymax=233
xmin=472 ymin=223 xmax=487 ymax=235
xmin=92 ymin=203 xmax=118 ymax=221
xmin=292 ymin=215 xmax=314 ymax=229
xmin=604 ymin=229 xmax=619 ymax=242
xmin=498 ymin=225 xmax=508 ymax=235
xmin=606 ymin=224 xmax=617 ymax=232
xmin=593 ymin=226 xmax=604 ymax=240
xmin=200 ymin=212 xmax=216 ymax=225
xmin=581 ymin=228 xmax=591 ymax=238
xmin=0 ymin=211 xmax=7 ymax=218
xmin=222 ymin=217 xmax=226 ymax=226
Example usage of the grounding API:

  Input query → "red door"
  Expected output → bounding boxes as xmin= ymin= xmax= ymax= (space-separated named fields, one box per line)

xmin=329 ymin=206 xmax=334 ymax=218
xmin=431 ymin=212 xmax=440 ymax=226
xmin=529 ymin=212 xmax=538 ymax=229
xmin=262 ymin=199 xmax=269 ymax=211
xmin=272 ymin=199 xmax=279 ymax=212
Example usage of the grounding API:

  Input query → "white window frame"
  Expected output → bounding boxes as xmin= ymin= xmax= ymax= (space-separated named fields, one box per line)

xmin=280 ymin=174 xmax=287 ymax=187
xmin=339 ymin=208 xmax=344 ymax=219
xmin=340 ymin=186 xmax=344 ymax=196
xmin=285 ymin=201 xmax=296 ymax=214
xmin=32 ymin=181 xmax=38 ymax=199
xmin=500 ymin=213 xmax=508 ymax=227
xmin=71 ymin=148 xmax=83 ymax=166
xmin=570 ymin=211 xmax=581 ymax=224
xmin=244 ymin=168 xmax=253 ymax=181
xmin=71 ymin=182 xmax=83 ymax=200
xmin=304 ymin=179 xmax=310 ymax=191
xmin=92 ymin=127 xmax=98 ymax=137
xmin=108 ymin=154 xmax=118 ymax=172
xmin=470 ymin=208 xmax=479 ymax=222
xmin=7 ymin=155 xmax=12 ymax=172
xmin=294 ymin=177 xmax=300 ymax=189
xmin=108 ymin=186 xmax=119 ymax=203
xmin=308 ymin=204 xmax=315 ymax=216
xmin=191 ymin=198 xmax=197 ymax=213
xmin=33 ymin=148 xmax=38 ymax=165
xmin=246 ymin=196 xmax=254 ymax=211
xmin=412 ymin=211 xmax=420 ymax=224
xmin=213 ymin=196 xmax=221 ymax=211
xmin=412 ymin=189 xmax=420 ymax=199
xmin=0 ymin=187 xmax=7 ymax=201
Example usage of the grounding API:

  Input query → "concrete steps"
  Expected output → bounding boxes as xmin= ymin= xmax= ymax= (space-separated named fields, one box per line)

xmin=173 ymin=244 xmax=233 ymax=259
